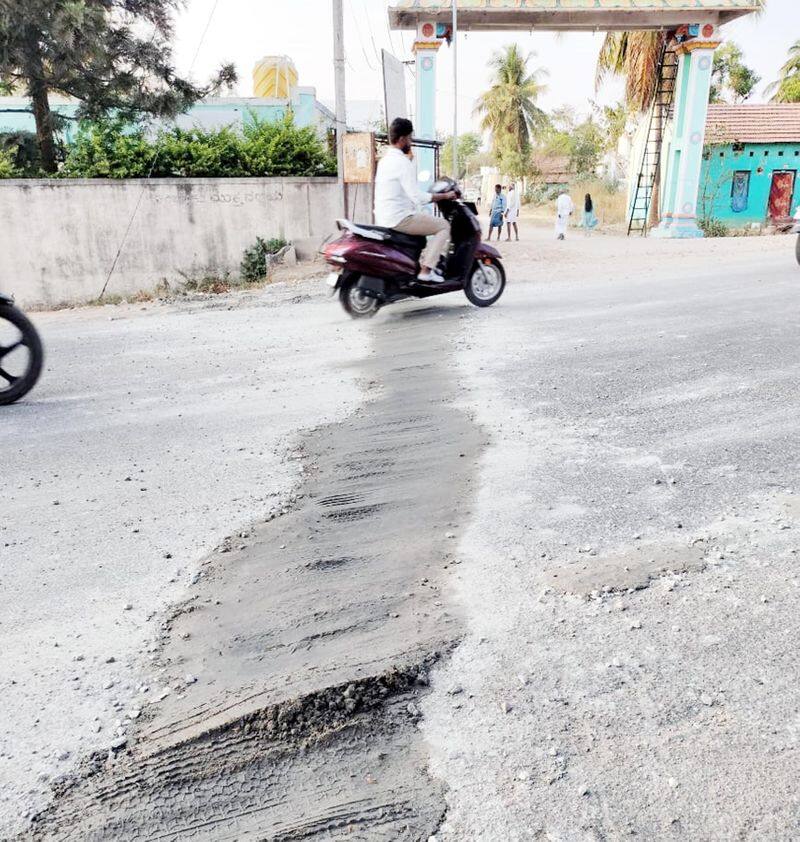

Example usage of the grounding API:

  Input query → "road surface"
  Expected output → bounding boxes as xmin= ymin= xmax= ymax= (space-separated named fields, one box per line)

xmin=3 ymin=230 xmax=800 ymax=839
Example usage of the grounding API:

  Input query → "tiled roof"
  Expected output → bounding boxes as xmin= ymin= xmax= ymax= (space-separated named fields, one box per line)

xmin=533 ymin=155 xmax=571 ymax=179
xmin=706 ymin=104 xmax=800 ymax=144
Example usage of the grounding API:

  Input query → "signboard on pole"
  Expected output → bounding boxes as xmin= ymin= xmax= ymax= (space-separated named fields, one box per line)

xmin=382 ymin=49 xmax=408 ymax=125
xmin=343 ymin=133 xmax=376 ymax=184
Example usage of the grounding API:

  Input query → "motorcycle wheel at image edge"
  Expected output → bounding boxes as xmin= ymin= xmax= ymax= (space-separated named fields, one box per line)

xmin=0 ymin=303 xmax=44 ymax=406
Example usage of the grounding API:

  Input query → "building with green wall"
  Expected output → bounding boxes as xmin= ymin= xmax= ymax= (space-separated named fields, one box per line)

xmin=699 ymin=104 xmax=800 ymax=227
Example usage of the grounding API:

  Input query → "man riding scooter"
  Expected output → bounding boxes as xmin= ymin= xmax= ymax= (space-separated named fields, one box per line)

xmin=374 ymin=118 xmax=458 ymax=283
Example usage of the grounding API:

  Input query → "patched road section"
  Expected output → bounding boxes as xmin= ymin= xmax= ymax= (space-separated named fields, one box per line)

xmin=28 ymin=299 xmax=483 ymax=840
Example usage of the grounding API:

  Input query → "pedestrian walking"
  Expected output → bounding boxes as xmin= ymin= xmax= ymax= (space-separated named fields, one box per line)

xmin=555 ymin=190 xmax=574 ymax=240
xmin=505 ymin=183 xmax=521 ymax=241
xmin=582 ymin=193 xmax=599 ymax=235
xmin=487 ymin=184 xmax=506 ymax=242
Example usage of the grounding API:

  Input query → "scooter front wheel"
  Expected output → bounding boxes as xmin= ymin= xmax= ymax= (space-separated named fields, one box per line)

xmin=465 ymin=258 xmax=506 ymax=308
xmin=340 ymin=278 xmax=381 ymax=319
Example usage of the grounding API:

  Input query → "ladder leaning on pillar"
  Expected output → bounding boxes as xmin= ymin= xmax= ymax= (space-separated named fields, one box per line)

xmin=628 ymin=41 xmax=680 ymax=237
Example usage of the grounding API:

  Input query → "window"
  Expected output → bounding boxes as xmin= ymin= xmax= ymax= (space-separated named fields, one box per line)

xmin=719 ymin=152 xmax=725 ymax=158
xmin=779 ymin=150 xmax=785 ymax=157
xmin=731 ymin=170 xmax=751 ymax=213
xmin=750 ymin=151 xmax=755 ymax=157
xmin=765 ymin=150 xmax=770 ymax=156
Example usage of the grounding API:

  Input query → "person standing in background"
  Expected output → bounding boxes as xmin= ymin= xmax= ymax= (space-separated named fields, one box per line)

xmin=555 ymin=190 xmax=574 ymax=240
xmin=582 ymin=193 xmax=598 ymax=235
xmin=487 ymin=184 xmax=506 ymax=242
xmin=505 ymin=183 xmax=521 ymax=241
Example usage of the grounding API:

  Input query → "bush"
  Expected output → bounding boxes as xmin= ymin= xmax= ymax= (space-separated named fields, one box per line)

xmin=0 ymin=148 xmax=16 ymax=178
xmin=0 ymin=131 xmax=47 ymax=176
xmin=523 ymin=183 xmax=565 ymax=206
xmin=241 ymin=114 xmax=337 ymax=177
xmin=60 ymin=113 xmax=337 ymax=179
xmin=61 ymin=118 xmax=156 ymax=178
xmin=698 ymin=216 xmax=729 ymax=238
xmin=240 ymin=237 xmax=288 ymax=283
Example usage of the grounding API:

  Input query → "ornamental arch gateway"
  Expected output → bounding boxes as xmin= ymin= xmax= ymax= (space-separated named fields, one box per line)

xmin=388 ymin=0 xmax=760 ymax=238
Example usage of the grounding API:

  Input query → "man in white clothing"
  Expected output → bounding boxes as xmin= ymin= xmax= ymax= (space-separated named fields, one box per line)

xmin=555 ymin=190 xmax=574 ymax=240
xmin=374 ymin=118 xmax=457 ymax=283
xmin=505 ymin=183 xmax=521 ymax=242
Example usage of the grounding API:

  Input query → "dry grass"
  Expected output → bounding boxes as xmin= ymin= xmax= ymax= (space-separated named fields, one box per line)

xmin=523 ymin=178 xmax=628 ymax=230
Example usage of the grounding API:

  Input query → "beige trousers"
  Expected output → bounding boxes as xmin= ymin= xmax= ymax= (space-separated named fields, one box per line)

xmin=395 ymin=213 xmax=450 ymax=272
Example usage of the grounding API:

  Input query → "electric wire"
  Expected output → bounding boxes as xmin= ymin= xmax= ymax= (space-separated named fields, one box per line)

xmin=347 ymin=0 xmax=377 ymax=70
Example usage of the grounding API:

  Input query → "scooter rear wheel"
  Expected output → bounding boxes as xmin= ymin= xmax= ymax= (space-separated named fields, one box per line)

xmin=340 ymin=279 xmax=381 ymax=319
xmin=465 ymin=258 xmax=506 ymax=308
xmin=0 ymin=303 xmax=44 ymax=405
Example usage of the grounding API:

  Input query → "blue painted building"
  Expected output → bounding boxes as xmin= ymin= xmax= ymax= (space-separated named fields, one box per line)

xmin=0 ymin=91 xmax=335 ymax=141
xmin=699 ymin=104 xmax=800 ymax=227
xmin=0 ymin=56 xmax=336 ymax=143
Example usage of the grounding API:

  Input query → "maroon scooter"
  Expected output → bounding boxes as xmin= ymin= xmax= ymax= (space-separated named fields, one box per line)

xmin=323 ymin=178 xmax=506 ymax=318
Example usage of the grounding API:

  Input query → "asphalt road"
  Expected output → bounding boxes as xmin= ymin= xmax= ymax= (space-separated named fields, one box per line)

xmin=4 ymin=230 xmax=800 ymax=839
xmin=425 ymin=234 xmax=800 ymax=840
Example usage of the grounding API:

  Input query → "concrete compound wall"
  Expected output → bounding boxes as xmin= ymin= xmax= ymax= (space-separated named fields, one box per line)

xmin=0 ymin=177 xmax=372 ymax=307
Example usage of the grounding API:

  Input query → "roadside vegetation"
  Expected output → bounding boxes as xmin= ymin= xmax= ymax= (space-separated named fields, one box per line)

xmin=0 ymin=0 xmax=236 ymax=173
xmin=0 ymin=115 xmax=335 ymax=179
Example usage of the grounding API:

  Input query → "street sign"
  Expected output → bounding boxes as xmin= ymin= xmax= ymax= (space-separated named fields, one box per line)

xmin=382 ymin=49 xmax=408 ymax=125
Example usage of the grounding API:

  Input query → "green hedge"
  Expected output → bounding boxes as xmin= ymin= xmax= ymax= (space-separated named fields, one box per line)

xmin=51 ymin=114 xmax=336 ymax=179
xmin=0 ymin=148 xmax=16 ymax=178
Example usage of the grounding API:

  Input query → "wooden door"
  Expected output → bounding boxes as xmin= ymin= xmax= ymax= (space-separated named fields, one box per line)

xmin=768 ymin=171 xmax=796 ymax=220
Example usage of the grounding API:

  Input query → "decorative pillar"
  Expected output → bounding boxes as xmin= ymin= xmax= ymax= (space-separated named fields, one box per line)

xmin=652 ymin=22 xmax=721 ymax=238
xmin=413 ymin=21 xmax=443 ymax=183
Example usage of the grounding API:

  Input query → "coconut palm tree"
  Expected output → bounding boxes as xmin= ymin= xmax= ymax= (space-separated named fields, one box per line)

xmin=766 ymin=40 xmax=800 ymax=102
xmin=474 ymin=45 xmax=548 ymax=165
xmin=596 ymin=31 xmax=668 ymax=228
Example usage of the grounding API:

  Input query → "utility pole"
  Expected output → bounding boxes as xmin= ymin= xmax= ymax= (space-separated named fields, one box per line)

xmin=451 ymin=0 xmax=458 ymax=181
xmin=332 ymin=0 xmax=347 ymax=217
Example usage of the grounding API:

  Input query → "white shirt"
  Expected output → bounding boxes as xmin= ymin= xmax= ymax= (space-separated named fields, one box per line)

xmin=374 ymin=147 xmax=432 ymax=228
xmin=507 ymin=189 xmax=520 ymax=214
xmin=556 ymin=193 xmax=574 ymax=216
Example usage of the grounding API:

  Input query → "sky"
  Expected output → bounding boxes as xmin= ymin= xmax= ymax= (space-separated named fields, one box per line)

xmin=172 ymin=0 xmax=797 ymax=136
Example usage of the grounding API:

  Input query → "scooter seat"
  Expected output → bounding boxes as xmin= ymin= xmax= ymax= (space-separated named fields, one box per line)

xmin=358 ymin=225 xmax=427 ymax=252
xmin=336 ymin=219 xmax=426 ymax=252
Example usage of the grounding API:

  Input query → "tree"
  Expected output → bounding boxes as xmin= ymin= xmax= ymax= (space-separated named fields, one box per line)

xmin=710 ymin=43 xmax=760 ymax=103
xmin=441 ymin=132 xmax=482 ymax=179
xmin=766 ymin=40 xmax=800 ymax=103
xmin=474 ymin=44 xmax=548 ymax=165
xmin=539 ymin=107 xmax=603 ymax=178
xmin=0 ymin=0 xmax=236 ymax=173
xmin=596 ymin=30 xmax=668 ymax=227
xmin=594 ymin=101 xmax=629 ymax=153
